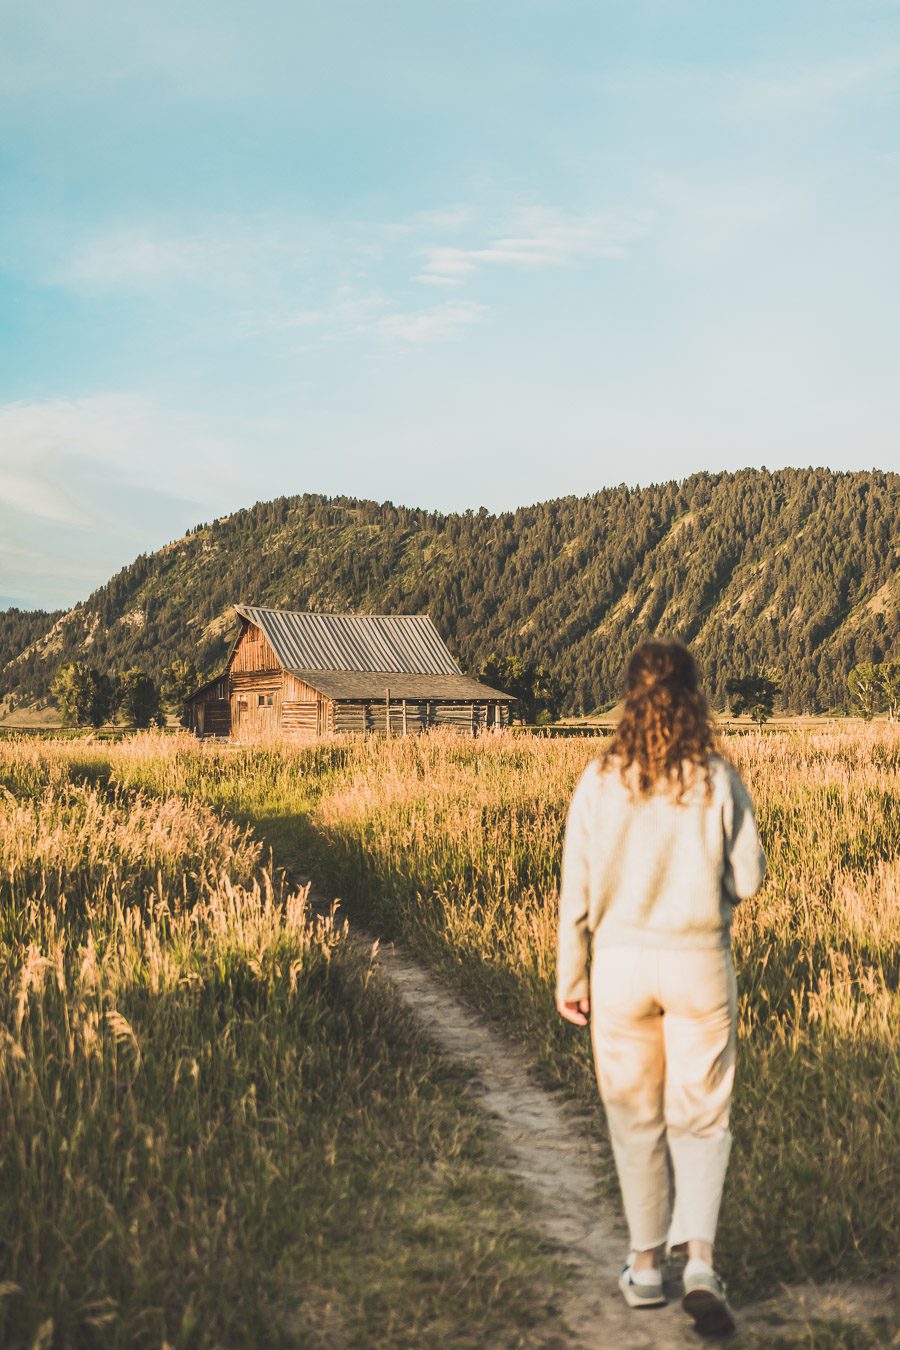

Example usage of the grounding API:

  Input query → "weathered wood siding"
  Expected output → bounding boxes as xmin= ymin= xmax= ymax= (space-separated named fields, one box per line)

xmin=231 ymin=623 xmax=280 ymax=673
xmin=431 ymin=702 xmax=484 ymax=733
xmin=330 ymin=699 xmax=509 ymax=735
xmin=282 ymin=673 xmax=320 ymax=702
xmin=332 ymin=700 xmax=428 ymax=734
xmin=281 ymin=672 xmax=328 ymax=739
xmin=231 ymin=669 xmax=281 ymax=739
xmin=281 ymin=702 xmax=318 ymax=736
xmin=202 ymin=700 xmax=232 ymax=737
xmin=191 ymin=681 xmax=510 ymax=739
xmin=187 ymin=678 xmax=231 ymax=737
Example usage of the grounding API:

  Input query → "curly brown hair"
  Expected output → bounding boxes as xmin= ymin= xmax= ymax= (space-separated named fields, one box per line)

xmin=603 ymin=640 xmax=716 ymax=798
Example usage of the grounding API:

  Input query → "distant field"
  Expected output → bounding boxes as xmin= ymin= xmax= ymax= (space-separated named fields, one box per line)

xmin=0 ymin=703 xmax=885 ymax=734
xmin=560 ymin=707 xmax=888 ymax=731
xmin=0 ymin=703 xmax=64 ymax=729
xmin=0 ymin=727 xmax=896 ymax=1340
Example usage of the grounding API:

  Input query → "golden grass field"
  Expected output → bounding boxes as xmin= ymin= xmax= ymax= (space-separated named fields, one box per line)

xmin=0 ymin=726 xmax=897 ymax=1346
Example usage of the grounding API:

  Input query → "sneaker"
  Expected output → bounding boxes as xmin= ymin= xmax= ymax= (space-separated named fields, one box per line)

xmin=618 ymin=1258 xmax=667 ymax=1309
xmin=681 ymin=1265 xmax=735 ymax=1336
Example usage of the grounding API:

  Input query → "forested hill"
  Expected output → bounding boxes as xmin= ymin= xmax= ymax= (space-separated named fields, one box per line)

xmin=0 ymin=609 xmax=65 ymax=678
xmin=1 ymin=468 xmax=897 ymax=715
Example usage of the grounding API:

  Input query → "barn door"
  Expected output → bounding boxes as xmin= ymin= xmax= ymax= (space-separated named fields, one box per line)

xmin=256 ymin=692 xmax=275 ymax=734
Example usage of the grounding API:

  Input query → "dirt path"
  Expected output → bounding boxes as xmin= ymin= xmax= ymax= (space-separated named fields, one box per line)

xmin=374 ymin=931 xmax=697 ymax=1350
xmin=299 ymin=878 xmax=895 ymax=1348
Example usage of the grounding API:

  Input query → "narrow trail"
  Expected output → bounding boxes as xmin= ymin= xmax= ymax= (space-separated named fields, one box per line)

xmin=374 ymin=931 xmax=694 ymax=1350
xmin=299 ymin=877 xmax=895 ymax=1349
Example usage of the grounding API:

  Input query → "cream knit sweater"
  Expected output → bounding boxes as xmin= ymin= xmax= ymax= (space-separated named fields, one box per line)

xmin=556 ymin=754 xmax=765 ymax=1004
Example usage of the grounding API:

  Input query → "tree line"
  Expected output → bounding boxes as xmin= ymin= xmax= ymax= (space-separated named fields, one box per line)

xmin=49 ymin=659 xmax=198 ymax=729
xmin=47 ymin=654 xmax=897 ymax=730
xmin=723 ymin=663 xmax=898 ymax=724
xmin=2 ymin=468 xmax=896 ymax=717
xmin=488 ymin=660 xmax=900 ymax=726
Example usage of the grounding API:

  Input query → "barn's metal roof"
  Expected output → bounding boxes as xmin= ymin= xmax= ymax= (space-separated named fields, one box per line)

xmin=286 ymin=670 xmax=514 ymax=701
xmin=234 ymin=606 xmax=463 ymax=676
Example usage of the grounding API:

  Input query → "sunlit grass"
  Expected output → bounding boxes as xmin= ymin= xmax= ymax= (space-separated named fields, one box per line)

xmin=107 ymin=726 xmax=900 ymax=1302
xmin=0 ymin=740 xmax=560 ymax=1348
xmin=4 ymin=724 xmax=896 ymax=1335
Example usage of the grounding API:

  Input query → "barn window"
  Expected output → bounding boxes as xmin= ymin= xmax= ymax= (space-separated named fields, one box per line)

xmin=258 ymin=694 xmax=273 ymax=707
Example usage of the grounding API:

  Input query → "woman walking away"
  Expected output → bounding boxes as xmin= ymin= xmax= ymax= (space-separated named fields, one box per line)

xmin=556 ymin=641 xmax=765 ymax=1337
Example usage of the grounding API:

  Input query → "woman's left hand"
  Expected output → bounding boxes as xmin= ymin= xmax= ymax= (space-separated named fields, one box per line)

xmin=557 ymin=997 xmax=590 ymax=1027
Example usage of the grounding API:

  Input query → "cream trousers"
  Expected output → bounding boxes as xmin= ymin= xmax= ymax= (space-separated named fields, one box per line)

xmin=590 ymin=945 xmax=737 ymax=1253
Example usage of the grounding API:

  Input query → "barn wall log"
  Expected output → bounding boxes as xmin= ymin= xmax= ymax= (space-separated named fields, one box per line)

xmin=430 ymin=702 xmax=481 ymax=728
xmin=187 ymin=681 xmax=231 ymax=737
xmin=332 ymin=701 xmax=369 ymax=733
xmin=204 ymin=707 xmax=231 ymax=736
xmin=328 ymin=699 xmax=502 ymax=736
xmin=231 ymin=672 xmax=281 ymax=693
xmin=201 ymin=698 xmax=231 ymax=737
xmin=281 ymin=701 xmax=318 ymax=739
xmin=281 ymin=674 xmax=330 ymax=735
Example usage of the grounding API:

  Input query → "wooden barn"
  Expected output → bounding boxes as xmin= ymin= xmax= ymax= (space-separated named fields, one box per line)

xmin=185 ymin=605 xmax=515 ymax=739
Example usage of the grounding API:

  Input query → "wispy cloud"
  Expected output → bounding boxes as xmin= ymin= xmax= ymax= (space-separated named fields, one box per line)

xmin=0 ymin=394 xmax=257 ymax=607
xmin=244 ymin=287 xmax=486 ymax=346
xmin=0 ymin=395 xmax=243 ymax=523
xmin=378 ymin=205 xmax=474 ymax=241
xmin=61 ymin=221 xmax=315 ymax=294
xmin=728 ymin=49 xmax=900 ymax=117
xmin=416 ymin=208 xmax=652 ymax=284
xmin=413 ymin=273 xmax=465 ymax=288
xmin=56 ymin=204 xmax=651 ymax=314
xmin=368 ymin=300 xmax=487 ymax=343
xmin=606 ymin=46 xmax=900 ymax=127
xmin=0 ymin=469 xmax=85 ymax=528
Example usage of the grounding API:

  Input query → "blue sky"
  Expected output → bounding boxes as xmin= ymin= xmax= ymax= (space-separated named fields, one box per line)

xmin=1 ymin=0 xmax=898 ymax=609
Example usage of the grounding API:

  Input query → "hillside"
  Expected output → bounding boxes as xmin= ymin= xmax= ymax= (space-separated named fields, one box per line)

xmin=0 ymin=609 xmax=65 ymax=690
xmin=1 ymin=467 xmax=896 ymax=715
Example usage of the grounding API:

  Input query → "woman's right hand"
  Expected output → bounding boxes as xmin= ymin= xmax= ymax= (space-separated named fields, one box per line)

xmin=557 ymin=997 xmax=590 ymax=1027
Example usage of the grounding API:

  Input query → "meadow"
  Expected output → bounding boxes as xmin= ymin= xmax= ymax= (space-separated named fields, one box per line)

xmin=0 ymin=740 xmax=558 ymax=1348
xmin=0 ymin=726 xmax=897 ymax=1344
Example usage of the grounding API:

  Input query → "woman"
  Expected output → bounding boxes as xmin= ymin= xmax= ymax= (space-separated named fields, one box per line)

xmin=556 ymin=641 xmax=765 ymax=1336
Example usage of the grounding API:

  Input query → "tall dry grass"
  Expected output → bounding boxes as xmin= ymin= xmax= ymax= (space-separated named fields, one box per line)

xmin=0 ymin=737 xmax=559 ymax=1348
xmin=105 ymin=726 xmax=899 ymax=1303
